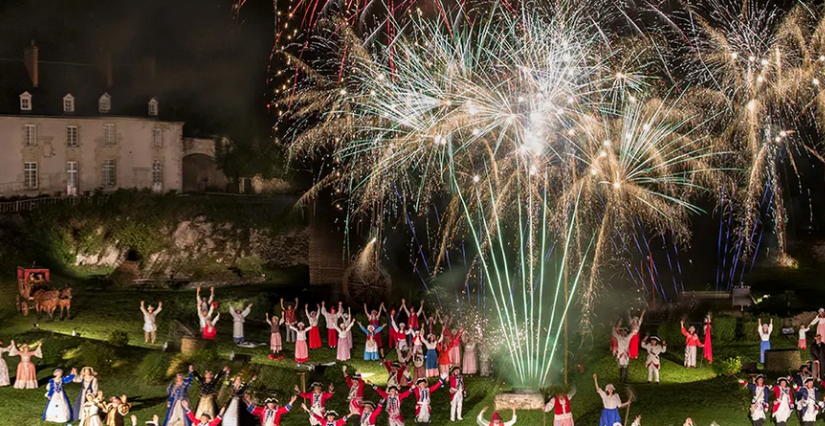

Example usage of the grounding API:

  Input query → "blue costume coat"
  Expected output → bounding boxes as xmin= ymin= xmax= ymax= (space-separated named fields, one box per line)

xmin=745 ymin=383 xmax=770 ymax=407
xmin=163 ymin=372 xmax=194 ymax=426
xmin=797 ymin=387 xmax=820 ymax=417
xmin=43 ymin=374 xmax=75 ymax=421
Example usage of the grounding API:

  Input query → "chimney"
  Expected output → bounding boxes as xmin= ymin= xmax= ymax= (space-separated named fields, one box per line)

xmin=23 ymin=40 xmax=39 ymax=87
xmin=142 ymin=56 xmax=156 ymax=82
xmin=97 ymin=50 xmax=113 ymax=88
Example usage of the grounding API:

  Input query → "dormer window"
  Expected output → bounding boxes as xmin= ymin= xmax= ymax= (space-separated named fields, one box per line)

xmin=20 ymin=92 xmax=32 ymax=111
xmin=148 ymin=98 xmax=158 ymax=117
xmin=98 ymin=93 xmax=111 ymax=113
xmin=63 ymin=94 xmax=75 ymax=113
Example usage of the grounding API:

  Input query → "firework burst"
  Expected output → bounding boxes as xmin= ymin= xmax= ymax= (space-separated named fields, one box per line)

xmin=277 ymin=0 xmax=723 ymax=386
xmin=673 ymin=0 xmax=825 ymax=273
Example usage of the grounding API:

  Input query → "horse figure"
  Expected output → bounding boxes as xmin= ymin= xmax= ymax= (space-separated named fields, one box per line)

xmin=33 ymin=289 xmax=59 ymax=321
xmin=57 ymin=287 xmax=72 ymax=320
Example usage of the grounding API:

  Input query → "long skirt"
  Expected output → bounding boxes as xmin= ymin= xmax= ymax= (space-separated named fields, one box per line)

xmin=222 ymin=396 xmax=254 ymax=426
xmin=449 ymin=346 xmax=461 ymax=366
xmin=337 ymin=337 xmax=351 ymax=361
xmin=309 ymin=328 xmax=322 ymax=349
xmin=327 ymin=329 xmax=337 ymax=348
xmin=0 ymin=357 xmax=9 ymax=387
xmin=599 ymin=408 xmax=621 ymax=426
xmin=79 ymin=404 xmax=103 ymax=426
xmin=74 ymin=387 xmax=95 ymax=420
xmin=364 ymin=350 xmax=380 ymax=361
xmin=760 ymin=340 xmax=771 ymax=363
xmin=800 ymin=338 xmax=808 ymax=350
xmin=684 ymin=346 xmax=697 ymax=367
xmin=462 ymin=348 xmax=477 ymax=375
xmin=414 ymin=365 xmax=426 ymax=381
xmin=164 ymin=400 xmax=190 ymax=426
xmin=196 ymin=394 xmax=217 ymax=419
xmin=554 ymin=416 xmax=574 ymax=426
xmin=43 ymin=390 xmax=72 ymax=423
xmin=270 ymin=332 xmax=283 ymax=353
xmin=15 ymin=361 xmax=37 ymax=389
xmin=479 ymin=354 xmax=491 ymax=377
xmin=439 ymin=363 xmax=450 ymax=376
xmin=295 ymin=341 xmax=309 ymax=363
xmin=629 ymin=333 xmax=640 ymax=359
xmin=426 ymin=350 xmax=439 ymax=377
xmin=373 ymin=325 xmax=384 ymax=349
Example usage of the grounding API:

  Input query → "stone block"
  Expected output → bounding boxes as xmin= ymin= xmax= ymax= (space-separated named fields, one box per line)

xmin=494 ymin=391 xmax=544 ymax=410
xmin=764 ymin=349 xmax=801 ymax=373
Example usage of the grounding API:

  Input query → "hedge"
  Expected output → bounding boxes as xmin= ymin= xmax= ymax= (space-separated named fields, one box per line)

xmin=712 ymin=316 xmax=736 ymax=343
xmin=657 ymin=322 xmax=684 ymax=347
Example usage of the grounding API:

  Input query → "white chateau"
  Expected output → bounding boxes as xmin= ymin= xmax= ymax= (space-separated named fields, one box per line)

xmin=0 ymin=42 xmax=185 ymax=197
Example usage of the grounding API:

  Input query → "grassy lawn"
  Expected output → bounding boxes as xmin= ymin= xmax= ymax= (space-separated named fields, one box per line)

xmin=0 ymin=276 xmax=803 ymax=425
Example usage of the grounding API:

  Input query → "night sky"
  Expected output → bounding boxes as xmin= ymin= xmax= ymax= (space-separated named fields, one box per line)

xmin=0 ymin=0 xmax=275 ymax=135
xmin=1 ymin=0 xmax=823 ymax=294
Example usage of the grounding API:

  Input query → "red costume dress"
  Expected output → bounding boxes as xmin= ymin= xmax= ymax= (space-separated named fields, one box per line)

xmin=628 ymin=318 xmax=641 ymax=359
xmin=437 ymin=342 xmax=452 ymax=376
xmin=307 ymin=311 xmax=322 ymax=350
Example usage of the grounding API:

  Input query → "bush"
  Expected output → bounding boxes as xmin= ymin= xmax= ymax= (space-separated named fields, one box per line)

xmin=77 ymin=342 xmax=117 ymax=373
xmin=713 ymin=316 xmax=736 ymax=343
xmin=35 ymin=335 xmax=82 ymax=366
xmin=657 ymin=322 xmax=684 ymax=347
xmin=253 ymin=365 xmax=299 ymax=395
xmin=190 ymin=346 xmax=220 ymax=364
xmin=712 ymin=356 xmax=742 ymax=376
xmin=107 ymin=330 xmax=130 ymax=348
xmin=325 ymin=362 xmax=352 ymax=384
xmin=236 ymin=256 xmax=264 ymax=277
xmin=137 ymin=352 xmax=170 ymax=385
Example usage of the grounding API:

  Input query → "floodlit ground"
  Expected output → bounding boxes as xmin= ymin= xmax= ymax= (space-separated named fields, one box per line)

xmin=0 ymin=277 xmax=803 ymax=425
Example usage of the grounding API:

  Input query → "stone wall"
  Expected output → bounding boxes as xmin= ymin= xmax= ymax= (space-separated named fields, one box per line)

xmin=73 ymin=215 xmax=308 ymax=278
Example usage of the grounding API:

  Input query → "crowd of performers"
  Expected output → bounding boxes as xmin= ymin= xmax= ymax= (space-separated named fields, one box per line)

xmin=0 ymin=348 xmax=514 ymax=426
xmin=13 ymin=286 xmax=819 ymax=426
xmin=186 ymin=288 xmax=491 ymax=379
xmin=609 ymin=311 xmax=716 ymax=385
